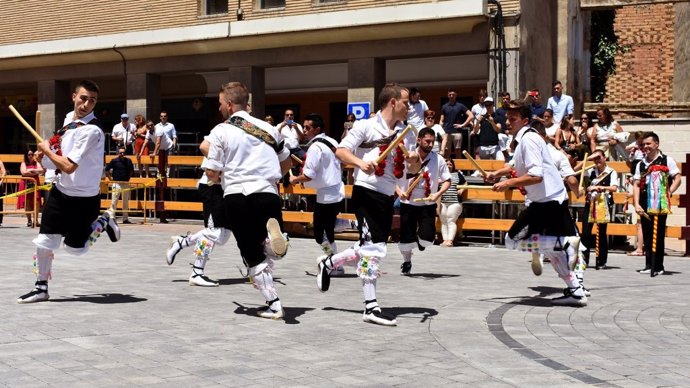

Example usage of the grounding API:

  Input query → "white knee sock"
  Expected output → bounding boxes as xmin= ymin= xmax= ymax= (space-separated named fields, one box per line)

xmin=329 ymin=247 xmax=358 ymax=269
xmin=401 ymin=250 xmax=413 ymax=263
xmin=35 ymin=247 xmax=54 ymax=281
xmin=252 ymin=270 xmax=282 ymax=311
xmin=362 ymin=278 xmax=377 ymax=304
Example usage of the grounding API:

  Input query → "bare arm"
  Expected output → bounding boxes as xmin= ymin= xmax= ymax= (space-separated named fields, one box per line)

xmin=199 ymin=139 xmax=210 ymax=156
xmin=335 ymin=147 xmax=375 ymax=175
xmin=493 ymin=174 xmax=543 ymax=192
xmin=36 ymin=141 xmax=78 ymax=174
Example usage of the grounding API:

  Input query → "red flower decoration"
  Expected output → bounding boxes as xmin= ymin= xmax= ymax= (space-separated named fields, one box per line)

xmin=49 ymin=134 xmax=62 ymax=156
xmin=375 ymin=144 xmax=387 ymax=176
xmin=393 ymin=146 xmax=405 ymax=179
xmin=423 ymin=170 xmax=431 ymax=197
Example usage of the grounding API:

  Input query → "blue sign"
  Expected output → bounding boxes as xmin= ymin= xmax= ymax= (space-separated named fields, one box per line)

xmin=347 ymin=102 xmax=371 ymax=120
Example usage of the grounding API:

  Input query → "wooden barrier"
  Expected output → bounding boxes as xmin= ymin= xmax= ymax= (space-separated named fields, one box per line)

xmin=0 ymin=154 xmax=686 ymax=246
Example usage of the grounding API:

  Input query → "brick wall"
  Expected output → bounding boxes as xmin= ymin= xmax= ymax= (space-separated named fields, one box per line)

xmin=0 ymin=0 xmax=519 ymax=46
xmin=605 ymin=3 xmax=675 ymax=112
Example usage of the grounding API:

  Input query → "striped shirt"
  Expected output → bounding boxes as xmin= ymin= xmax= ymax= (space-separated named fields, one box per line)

xmin=441 ymin=171 xmax=466 ymax=204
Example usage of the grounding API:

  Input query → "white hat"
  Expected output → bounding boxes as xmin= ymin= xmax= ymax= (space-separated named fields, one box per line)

xmin=484 ymin=97 xmax=494 ymax=104
xmin=120 ymin=113 xmax=129 ymax=119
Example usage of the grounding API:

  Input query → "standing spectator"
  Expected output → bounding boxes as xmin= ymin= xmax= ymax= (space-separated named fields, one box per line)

xmin=590 ymin=107 xmax=623 ymax=160
xmin=546 ymin=80 xmax=574 ymax=123
xmin=133 ymin=115 xmax=148 ymax=177
xmin=275 ymin=109 xmax=305 ymax=159
xmin=105 ymin=146 xmax=135 ymax=224
xmin=439 ymin=159 xmax=466 ymax=247
xmin=633 ymin=132 xmax=681 ymax=276
xmin=18 ymin=149 xmax=44 ymax=227
xmin=495 ymin=91 xmax=512 ymax=160
xmin=137 ymin=120 xmax=156 ymax=178
xmin=470 ymin=89 xmax=487 ymax=124
xmin=341 ymin=113 xmax=356 ymax=141
xmin=582 ymin=149 xmax=618 ymax=270
xmin=423 ymin=110 xmax=447 ymax=156
xmin=407 ymin=87 xmax=429 ymax=129
xmin=111 ymin=113 xmax=136 ymax=154
xmin=153 ymin=112 xmax=176 ymax=178
xmin=0 ymin=158 xmax=5 ymax=227
xmin=526 ymin=89 xmax=546 ymax=120
xmin=472 ymin=97 xmax=502 ymax=160
xmin=264 ymin=115 xmax=274 ymax=126
xmin=439 ymin=88 xmax=474 ymax=158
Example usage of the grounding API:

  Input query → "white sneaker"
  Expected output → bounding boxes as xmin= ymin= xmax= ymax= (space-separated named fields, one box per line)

xmin=551 ymin=288 xmax=587 ymax=307
xmin=189 ymin=273 xmax=219 ymax=287
xmin=104 ymin=211 xmax=121 ymax=242
xmin=316 ymin=255 xmax=331 ymax=292
xmin=531 ymin=253 xmax=543 ymax=276
xmin=17 ymin=282 xmax=49 ymax=304
xmin=266 ymin=218 xmax=288 ymax=257
xmin=363 ymin=308 xmax=397 ymax=326
xmin=257 ymin=306 xmax=284 ymax=320
xmin=166 ymin=235 xmax=187 ymax=265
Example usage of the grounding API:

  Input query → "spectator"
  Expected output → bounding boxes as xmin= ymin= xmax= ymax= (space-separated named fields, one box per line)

xmin=439 ymin=159 xmax=466 ymax=247
xmin=407 ymin=87 xmax=429 ymax=129
xmin=133 ymin=114 xmax=149 ymax=177
xmin=526 ymin=89 xmax=546 ymax=120
xmin=423 ymin=110 xmax=447 ymax=156
xmin=472 ymin=96 xmax=502 ymax=160
xmin=341 ymin=113 xmax=356 ymax=141
xmin=495 ymin=91 xmax=512 ymax=160
xmin=633 ymin=132 xmax=681 ymax=276
xmin=470 ymin=89 xmax=487 ymax=124
xmin=590 ymin=107 xmax=623 ymax=160
xmin=18 ymin=149 xmax=44 ymax=227
xmin=153 ymin=111 xmax=176 ymax=178
xmin=555 ymin=115 xmax=579 ymax=153
xmin=542 ymin=108 xmax=558 ymax=146
xmin=105 ymin=146 xmax=135 ymax=224
xmin=546 ymin=80 xmax=574 ymax=123
xmin=275 ymin=109 xmax=305 ymax=159
xmin=439 ymin=87 xmax=474 ymax=158
xmin=576 ymin=112 xmax=594 ymax=157
xmin=582 ymin=149 xmax=618 ymax=270
xmin=264 ymin=115 xmax=274 ymax=126
xmin=137 ymin=120 xmax=156 ymax=178
xmin=111 ymin=113 xmax=136 ymax=154
xmin=0 ymin=158 xmax=5 ymax=227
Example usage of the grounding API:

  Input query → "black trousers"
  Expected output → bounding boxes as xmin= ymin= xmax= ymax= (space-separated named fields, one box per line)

xmin=351 ymin=185 xmax=394 ymax=245
xmin=199 ymin=184 xmax=228 ymax=229
xmin=641 ymin=214 xmax=667 ymax=272
xmin=224 ymin=192 xmax=283 ymax=268
xmin=399 ymin=203 xmax=437 ymax=246
xmin=582 ymin=221 xmax=609 ymax=267
xmin=313 ymin=200 xmax=342 ymax=245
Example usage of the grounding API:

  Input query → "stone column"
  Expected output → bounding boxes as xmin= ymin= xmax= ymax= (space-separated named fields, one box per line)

xmin=126 ymin=73 xmax=160 ymax=122
xmin=36 ymin=80 xmax=70 ymax=138
xmin=227 ymin=66 xmax=265 ymax=118
xmin=347 ymin=58 xmax=385 ymax=116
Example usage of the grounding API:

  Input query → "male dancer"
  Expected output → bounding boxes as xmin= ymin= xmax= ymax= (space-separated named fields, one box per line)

xmin=18 ymin=80 xmax=120 ymax=303
xmin=165 ymin=157 xmax=232 ymax=287
xmin=582 ymin=149 xmax=618 ymax=270
xmin=201 ymin=81 xmax=290 ymax=320
xmin=288 ymin=113 xmax=351 ymax=274
xmin=316 ymin=83 xmax=418 ymax=326
xmin=397 ymin=127 xmax=451 ymax=274
xmin=486 ymin=101 xmax=585 ymax=307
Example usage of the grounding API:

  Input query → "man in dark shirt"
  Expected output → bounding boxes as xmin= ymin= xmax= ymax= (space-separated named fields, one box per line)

xmin=527 ymin=89 xmax=546 ymax=120
xmin=472 ymin=97 xmax=502 ymax=160
xmin=105 ymin=147 xmax=135 ymax=223
xmin=439 ymin=88 xmax=474 ymax=158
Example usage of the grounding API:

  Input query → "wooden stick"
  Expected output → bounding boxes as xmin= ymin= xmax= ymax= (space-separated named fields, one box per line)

xmin=398 ymin=143 xmax=409 ymax=157
xmin=651 ymin=214 xmax=658 ymax=277
xmin=9 ymin=105 xmax=44 ymax=142
xmin=456 ymin=184 xmax=501 ymax=190
xmin=290 ymin=154 xmax=304 ymax=165
xmin=35 ymin=111 xmax=41 ymax=139
xmin=405 ymin=174 xmax=425 ymax=198
xmin=573 ymin=163 xmax=595 ymax=175
xmin=462 ymin=150 xmax=487 ymax=177
xmin=375 ymin=125 xmax=413 ymax=164
xmin=578 ymin=153 xmax=589 ymax=191
xmin=413 ymin=197 xmax=434 ymax=202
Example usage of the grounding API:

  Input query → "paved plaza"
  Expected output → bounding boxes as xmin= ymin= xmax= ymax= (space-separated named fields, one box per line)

xmin=1 ymin=216 xmax=689 ymax=387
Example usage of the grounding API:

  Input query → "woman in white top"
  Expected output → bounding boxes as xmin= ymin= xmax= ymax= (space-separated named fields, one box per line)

xmin=543 ymin=108 xmax=559 ymax=146
xmin=590 ymin=107 xmax=623 ymax=159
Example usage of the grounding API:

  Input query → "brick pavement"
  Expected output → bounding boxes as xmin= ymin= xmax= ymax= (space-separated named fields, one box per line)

xmin=1 ymin=216 xmax=689 ymax=387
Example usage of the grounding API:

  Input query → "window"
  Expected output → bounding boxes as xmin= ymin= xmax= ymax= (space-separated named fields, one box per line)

xmin=204 ymin=0 xmax=228 ymax=15
xmin=259 ymin=0 xmax=285 ymax=9
xmin=316 ymin=0 xmax=342 ymax=4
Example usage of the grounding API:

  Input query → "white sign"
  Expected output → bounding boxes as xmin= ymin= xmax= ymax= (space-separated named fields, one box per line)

xmin=347 ymin=102 xmax=371 ymax=120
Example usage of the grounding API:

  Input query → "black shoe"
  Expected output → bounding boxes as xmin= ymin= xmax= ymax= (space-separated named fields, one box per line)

xmin=17 ymin=281 xmax=49 ymax=304
xmin=105 ymin=214 xmax=120 ymax=242
xmin=316 ymin=255 xmax=331 ymax=292
xmin=401 ymin=262 xmax=412 ymax=275
xmin=122 ymin=220 xmax=132 ymax=224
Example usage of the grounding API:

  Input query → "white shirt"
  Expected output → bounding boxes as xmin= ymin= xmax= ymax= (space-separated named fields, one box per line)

xmin=547 ymin=144 xmax=576 ymax=179
xmin=399 ymin=151 xmax=450 ymax=206
xmin=278 ymin=122 xmax=304 ymax=150
xmin=547 ymin=94 xmax=574 ymax=123
xmin=590 ymin=165 xmax=618 ymax=189
xmin=155 ymin=122 xmax=176 ymax=151
xmin=512 ymin=126 xmax=568 ymax=205
xmin=339 ymin=112 xmax=417 ymax=196
xmin=302 ymin=134 xmax=345 ymax=204
xmin=471 ymin=103 xmax=487 ymax=124
xmin=111 ymin=122 xmax=136 ymax=145
xmin=407 ymin=99 xmax=429 ymax=129
xmin=545 ymin=122 xmax=559 ymax=139
xmin=205 ymin=111 xmax=290 ymax=196
xmin=430 ymin=124 xmax=446 ymax=154
xmin=41 ymin=111 xmax=105 ymax=197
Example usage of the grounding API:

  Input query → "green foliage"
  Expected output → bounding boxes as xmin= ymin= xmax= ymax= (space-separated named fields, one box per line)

xmin=590 ymin=10 xmax=626 ymax=103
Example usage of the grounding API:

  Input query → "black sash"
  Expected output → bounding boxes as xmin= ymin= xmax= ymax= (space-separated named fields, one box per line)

xmin=405 ymin=158 xmax=431 ymax=179
xmin=309 ymin=137 xmax=337 ymax=153
xmin=359 ymin=132 xmax=397 ymax=149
